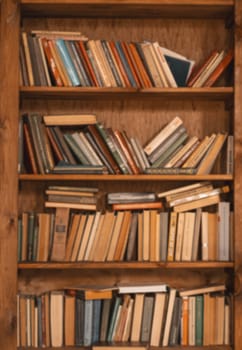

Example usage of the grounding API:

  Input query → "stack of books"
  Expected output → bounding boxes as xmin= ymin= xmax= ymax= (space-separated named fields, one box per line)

xmin=17 ymin=283 xmax=230 ymax=348
xmin=20 ymin=30 xmax=233 ymax=88
xmin=19 ymin=113 xmax=232 ymax=175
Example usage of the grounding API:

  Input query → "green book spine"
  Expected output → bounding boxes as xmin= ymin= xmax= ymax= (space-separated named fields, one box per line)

xmin=195 ymin=294 xmax=204 ymax=346
xmin=107 ymin=296 xmax=122 ymax=342
xmin=151 ymin=132 xmax=188 ymax=168
xmin=27 ymin=212 xmax=35 ymax=261
xmin=63 ymin=133 xmax=90 ymax=165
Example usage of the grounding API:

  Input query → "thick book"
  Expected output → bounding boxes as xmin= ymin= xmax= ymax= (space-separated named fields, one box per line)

xmin=112 ymin=201 xmax=162 ymax=211
xmin=41 ymin=37 xmax=63 ymax=86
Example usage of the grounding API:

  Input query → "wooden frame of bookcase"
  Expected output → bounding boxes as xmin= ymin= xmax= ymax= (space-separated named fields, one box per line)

xmin=1 ymin=0 xmax=242 ymax=349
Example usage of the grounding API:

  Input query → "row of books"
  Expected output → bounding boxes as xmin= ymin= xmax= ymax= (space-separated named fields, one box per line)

xmin=19 ymin=113 xmax=233 ymax=175
xmin=18 ymin=183 xmax=232 ymax=263
xmin=17 ymin=283 xmax=230 ymax=348
xmin=20 ymin=30 xmax=233 ymax=88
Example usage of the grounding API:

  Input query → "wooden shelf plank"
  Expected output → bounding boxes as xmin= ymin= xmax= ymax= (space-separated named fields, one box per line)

xmin=18 ymin=261 xmax=234 ymax=269
xmin=20 ymin=86 xmax=234 ymax=100
xmin=20 ymin=0 xmax=234 ymax=18
xmin=18 ymin=346 xmax=232 ymax=350
xmin=19 ymin=174 xmax=233 ymax=181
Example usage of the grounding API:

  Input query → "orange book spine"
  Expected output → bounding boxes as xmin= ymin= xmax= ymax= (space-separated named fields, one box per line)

xmin=112 ymin=202 xmax=163 ymax=211
xmin=108 ymin=41 xmax=132 ymax=87
xmin=128 ymin=42 xmax=153 ymax=88
xmin=113 ymin=130 xmax=141 ymax=175
xmin=41 ymin=37 xmax=63 ymax=87
xmin=120 ymin=41 xmax=142 ymax=88
xmin=203 ymin=49 xmax=234 ymax=87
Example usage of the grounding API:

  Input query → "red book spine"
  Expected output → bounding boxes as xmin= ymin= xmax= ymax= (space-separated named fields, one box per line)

xmin=108 ymin=41 xmax=132 ymax=87
xmin=41 ymin=37 xmax=63 ymax=87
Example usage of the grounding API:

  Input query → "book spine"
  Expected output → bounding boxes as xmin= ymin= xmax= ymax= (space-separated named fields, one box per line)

xmin=41 ymin=37 xmax=63 ymax=86
xmin=55 ymin=39 xmax=81 ymax=86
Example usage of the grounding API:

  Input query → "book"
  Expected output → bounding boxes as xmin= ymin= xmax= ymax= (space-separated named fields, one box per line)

xmin=144 ymin=116 xmax=183 ymax=156
xmin=160 ymin=47 xmax=195 ymax=86
xmin=43 ymin=114 xmax=97 ymax=126
xmin=106 ymin=211 xmax=125 ymax=261
xmin=113 ymin=129 xmax=141 ymax=174
xmin=50 ymin=291 xmax=64 ymax=347
xmin=196 ymin=132 xmax=228 ymax=174
xmin=45 ymin=201 xmax=97 ymax=211
xmin=162 ymin=288 xmax=177 ymax=346
xmin=218 ymin=201 xmax=230 ymax=261
xmin=169 ymin=296 xmax=182 ymax=346
xmin=117 ymin=283 xmax=167 ymax=294
xmin=167 ymin=212 xmax=178 ymax=261
xmin=203 ymin=49 xmax=234 ymax=87
xmin=55 ymin=39 xmax=81 ymax=86
xmin=179 ymin=284 xmax=226 ymax=297
xmin=130 ymin=293 xmax=145 ymax=342
xmin=111 ymin=201 xmax=162 ymax=211
xmin=113 ymin=211 xmax=132 ymax=261
xmin=107 ymin=192 xmax=156 ymax=204
xmin=41 ymin=37 xmax=63 ymax=86
xmin=64 ymin=294 xmax=75 ymax=346
xmin=187 ymin=49 xmax=219 ymax=87
xmin=140 ymin=295 xmax=154 ymax=342
xmin=150 ymin=293 xmax=167 ymax=346
xmin=50 ymin=207 xmax=70 ymax=261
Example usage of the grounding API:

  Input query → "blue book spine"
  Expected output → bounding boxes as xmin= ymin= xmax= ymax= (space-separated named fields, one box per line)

xmin=92 ymin=299 xmax=102 ymax=343
xmin=55 ymin=39 xmax=81 ymax=86
xmin=84 ymin=299 xmax=93 ymax=346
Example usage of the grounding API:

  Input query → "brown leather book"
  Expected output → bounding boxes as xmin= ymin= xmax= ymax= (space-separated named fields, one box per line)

xmin=108 ymin=41 xmax=132 ymax=87
xmin=203 ymin=49 xmax=234 ymax=87
xmin=50 ymin=207 xmax=70 ymax=261
xmin=113 ymin=210 xmax=132 ymax=261
xmin=41 ymin=37 xmax=63 ymax=86
xmin=87 ymin=124 xmax=121 ymax=174
xmin=113 ymin=129 xmax=141 ymax=174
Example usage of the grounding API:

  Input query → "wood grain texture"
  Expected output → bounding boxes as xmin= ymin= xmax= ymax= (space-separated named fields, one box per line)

xmin=234 ymin=0 xmax=242 ymax=348
xmin=0 ymin=0 xmax=19 ymax=349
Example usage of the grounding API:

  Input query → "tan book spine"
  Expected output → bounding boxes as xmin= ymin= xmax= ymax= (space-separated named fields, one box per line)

xmin=21 ymin=32 xmax=34 ymax=86
xmin=87 ymin=40 xmax=112 ymax=87
xmin=70 ymin=214 xmax=87 ymax=261
xmin=113 ymin=211 xmax=132 ymax=261
xmin=65 ymin=214 xmax=81 ymax=261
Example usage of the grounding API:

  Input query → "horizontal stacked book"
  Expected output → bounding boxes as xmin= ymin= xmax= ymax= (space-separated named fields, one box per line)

xmin=20 ymin=30 xmax=233 ymax=88
xmin=18 ymin=183 xmax=232 ymax=263
xmin=19 ymin=113 xmax=233 ymax=175
xmin=17 ymin=283 xmax=231 ymax=347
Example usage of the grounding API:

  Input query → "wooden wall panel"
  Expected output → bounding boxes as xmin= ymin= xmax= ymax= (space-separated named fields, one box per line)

xmin=0 ymin=1 xmax=19 ymax=349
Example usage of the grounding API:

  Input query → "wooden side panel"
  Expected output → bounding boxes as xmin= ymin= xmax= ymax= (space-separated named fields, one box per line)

xmin=0 ymin=1 xmax=19 ymax=349
xmin=234 ymin=1 xmax=242 ymax=348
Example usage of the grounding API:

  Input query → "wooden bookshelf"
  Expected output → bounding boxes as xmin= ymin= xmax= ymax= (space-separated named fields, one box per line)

xmin=1 ymin=0 xmax=242 ymax=349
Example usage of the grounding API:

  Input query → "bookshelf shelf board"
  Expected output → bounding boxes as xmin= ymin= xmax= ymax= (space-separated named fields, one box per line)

xmin=21 ymin=0 xmax=233 ymax=19
xmin=19 ymin=174 xmax=233 ymax=181
xmin=18 ymin=346 xmax=232 ymax=350
xmin=18 ymin=261 xmax=234 ymax=270
xmin=20 ymin=86 xmax=233 ymax=100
